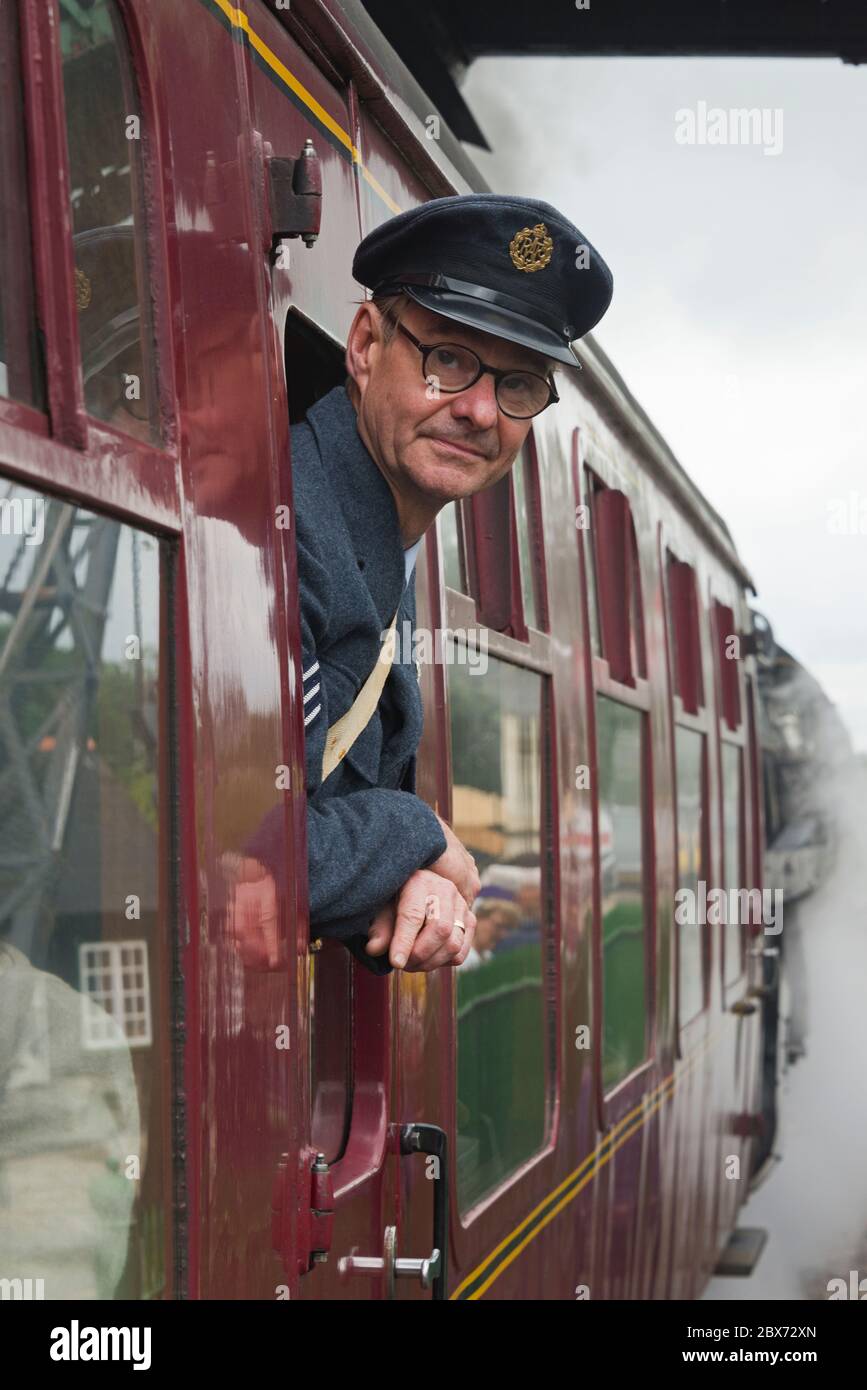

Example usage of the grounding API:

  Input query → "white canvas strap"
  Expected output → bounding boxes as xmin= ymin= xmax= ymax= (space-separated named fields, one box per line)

xmin=321 ymin=605 xmax=400 ymax=783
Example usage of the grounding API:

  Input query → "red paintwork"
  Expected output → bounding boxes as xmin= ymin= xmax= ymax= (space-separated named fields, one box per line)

xmin=0 ymin=0 xmax=764 ymax=1300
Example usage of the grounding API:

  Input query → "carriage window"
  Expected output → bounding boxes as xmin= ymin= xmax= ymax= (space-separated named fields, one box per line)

xmin=449 ymin=653 xmax=548 ymax=1211
xmin=676 ymin=727 xmax=706 ymax=1022
xmin=512 ymin=446 xmax=539 ymax=631
xmin=0 ymin=481 xmax=170 ymax=1299
xmin=667 ymin=555 xmax=704 ymax=713
xmin=584 ymin=472 xmax=645 ymax=684
xmin=0 ymin=3 xmax=45 ymax=410
xmin=713 ymin=601 xmax=742 ymax=730
xmin=721 ymin=741 xmax=744 ymax=985
xmin=596 ymin=696 xmax=648 ymax=1087
xmin=59 ymin=0 xmax=160 ymax=443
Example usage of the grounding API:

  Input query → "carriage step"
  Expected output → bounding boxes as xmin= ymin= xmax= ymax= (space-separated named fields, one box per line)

xmin=714 ymin=1227 xmax=768 ymax=1276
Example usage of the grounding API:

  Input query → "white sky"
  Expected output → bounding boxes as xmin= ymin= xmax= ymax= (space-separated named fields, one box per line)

xmin=463 ymin=56 xmax=867 ymax=750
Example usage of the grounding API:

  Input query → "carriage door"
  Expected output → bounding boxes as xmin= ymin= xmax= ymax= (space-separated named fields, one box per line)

xmin=242 ymin=3 xmax=408 ymax=1298
xmin=0 ymin=0 xmax=182 ymax=1299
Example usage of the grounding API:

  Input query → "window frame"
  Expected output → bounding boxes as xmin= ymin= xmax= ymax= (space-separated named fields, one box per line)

xmin=709 ymin=587 xmax=749 ymax=997
xmin=719 ymin=734 xmax=747 ymax=991
xmin=573 ymin=433 xmax=656 ymax=1129
xmin=433 ymin=425 xmax=561 ymax=1243
xmin=6 ymin=0 xmax=179 ymax=529
xmin=660 ymin=534 xmax=712 ymax=1043
xmin=0 ymin=486 xmax=182 ymax=1298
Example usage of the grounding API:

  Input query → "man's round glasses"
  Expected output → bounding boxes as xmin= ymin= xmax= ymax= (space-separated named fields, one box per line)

xmin=388 ymin=315 xmax=559 ymax=420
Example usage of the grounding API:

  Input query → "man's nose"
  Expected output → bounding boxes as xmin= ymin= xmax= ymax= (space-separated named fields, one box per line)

xmin=449 ymin=371 xmax=500 ymax=432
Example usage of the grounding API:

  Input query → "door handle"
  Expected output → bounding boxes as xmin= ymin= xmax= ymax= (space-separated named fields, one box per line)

xmin=338 ymin=1225 xmax=441 ymax=1297
xmin=394 ymin=1248 xmax=442 ymax=1288
xmin=336 ymin=1123 xmax=449 ymax=1299
xmin=400 ymin=1122 xmax=448 ymax=1301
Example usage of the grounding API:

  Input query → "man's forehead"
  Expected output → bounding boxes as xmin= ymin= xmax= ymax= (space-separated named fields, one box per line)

xmin=401 ymin=300 xmax=555 ymax=375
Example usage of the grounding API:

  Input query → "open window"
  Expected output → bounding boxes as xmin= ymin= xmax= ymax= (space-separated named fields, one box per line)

xmin=283 ymin=307 xmax=346 ymax=425
xmin=282 ymin=309 xmax=352 ymax=1161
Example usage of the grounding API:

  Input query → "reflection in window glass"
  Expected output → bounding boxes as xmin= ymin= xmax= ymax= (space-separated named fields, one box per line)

xmin=676 ymin=727 xmax=705 ymax=1022
xmin=721 ymin=741 xmax=743 ymax=985
xmin=0 ymin=482 xmax=167 ymax=1299
xmin=60 ymin=0 xmax=160 ymax=442
xmin=512 ymin=450 xmax=538 ymax=630
xmin=597 ymin=696 xmax=647 ymax=1087
xmin=449 ymin=654 xmax=547 ymax=1211
xmin=582 ymin=475 xmax=600 ymax=656
xmin=0 ymin=2 xmax=45 ymax=409
xmin=439 ymin=502 xmax=465 ymax=593
xmin=309 ymin=938 xmax=352 ymax=1164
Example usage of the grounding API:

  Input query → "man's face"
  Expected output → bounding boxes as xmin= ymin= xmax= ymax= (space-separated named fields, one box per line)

xmin=347 ymin=298 xmax=555 ymax=505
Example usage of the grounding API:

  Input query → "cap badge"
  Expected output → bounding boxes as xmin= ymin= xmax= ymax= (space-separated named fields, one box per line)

xmin=509 ymin=222 xmax=553 ymax=273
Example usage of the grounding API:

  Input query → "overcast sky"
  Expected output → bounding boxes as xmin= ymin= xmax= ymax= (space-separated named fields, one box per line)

xmin=463 ymin=56 xmax=867 ymax=750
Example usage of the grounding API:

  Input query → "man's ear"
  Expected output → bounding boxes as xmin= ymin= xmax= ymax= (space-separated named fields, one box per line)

xmin=345 ymin=302 xmax=385 ymax=398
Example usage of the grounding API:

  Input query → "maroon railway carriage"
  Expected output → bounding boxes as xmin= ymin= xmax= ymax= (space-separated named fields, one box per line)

xmin=0 ymin=0 xmax=767 ymax=1301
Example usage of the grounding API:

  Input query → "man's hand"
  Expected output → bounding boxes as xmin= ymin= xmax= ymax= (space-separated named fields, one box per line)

xmin=365 ymin=869 xmax=476 ymax=971
xmin=427 ymin=814 xmax=481 ymax=909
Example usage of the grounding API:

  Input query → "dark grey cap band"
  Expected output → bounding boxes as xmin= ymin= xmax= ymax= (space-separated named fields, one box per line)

xmin=374 ymin=272 xmax=573 ymax=342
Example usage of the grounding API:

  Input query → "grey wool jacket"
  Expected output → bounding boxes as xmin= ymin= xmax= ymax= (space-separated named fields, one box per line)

xmin=246 ymin=383 xmax=448 ymax=974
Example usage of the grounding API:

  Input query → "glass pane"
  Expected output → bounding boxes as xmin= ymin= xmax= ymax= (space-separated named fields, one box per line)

xmin=721 ymin=741 xmax=743 ymax=985
xmin=60 ymin=0 xmax=160 ymax=442
xmin=439 ymin=502 xmax=465 ymax=593
xmin=512 ymin=449 xmax=538 ymax=630
xmin=0 ymin=3 xmax=45 ymax=409
xmin=0 ymin=481 xmax=167 ymax=1299
xmin=596 ymin=696 xmax=647 ymax=1087
xmin=449 ymin=653 xmax=547 ymax=1211
xmin=675 ymin=726 xmax=705 ymax=1022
